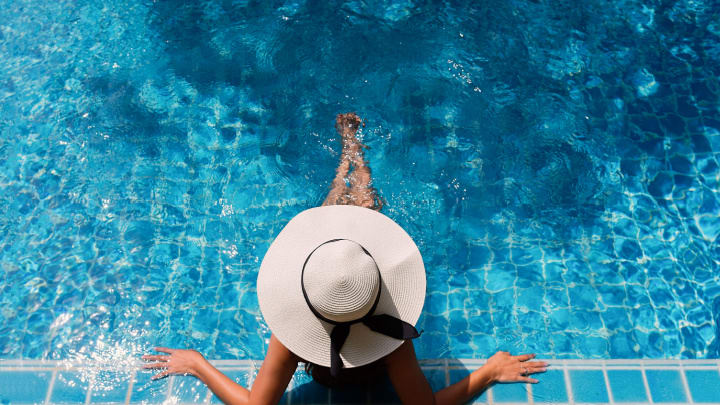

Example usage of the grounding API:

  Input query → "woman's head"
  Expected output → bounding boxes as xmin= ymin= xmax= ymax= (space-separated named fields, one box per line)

xmin=257 ymin=205 xmax=426 ymax=375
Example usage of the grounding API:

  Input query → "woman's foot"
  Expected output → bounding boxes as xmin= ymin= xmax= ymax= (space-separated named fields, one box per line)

xmin=336 ymin=112 xmax=369 ymax=167
xmin=335 ymin=113 xmax=364 ymax=139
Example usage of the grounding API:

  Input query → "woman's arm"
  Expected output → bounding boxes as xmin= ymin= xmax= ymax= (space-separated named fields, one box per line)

xmin=142 ymin=335 xmax=298 ymax=405
xmin=386 ymin=341 xmax=547 ymax=405
xmin=434 ymin=351 xmax=546 ymax=404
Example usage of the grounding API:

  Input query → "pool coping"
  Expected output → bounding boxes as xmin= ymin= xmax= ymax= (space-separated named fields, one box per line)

xmin=2 ymin=359 xmax=719 ymax=404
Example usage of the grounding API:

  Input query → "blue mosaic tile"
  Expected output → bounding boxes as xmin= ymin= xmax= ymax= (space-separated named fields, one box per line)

xmin=492 ymin=383 xmax=528 ymax=402
xmin=50 ymin=372 xmax=89 ymax=404
xmin=0 ymin=371 xmax=51 ymax=404
xmin=170 ymin=375 xmax=209 ymax=403
xmin=531 ymin=370 xmax=567 ymax=403
xmin=607 ymin=370 xmax=647 ymax=402
xmin=424 ymin=368 xmax=447 ymax=393
xmin=128 ymin=371 xmax=169 ymax=403
xmin=89 ymin=373 xmax=131 ymax=403
xmin=4 ymin=360 xmax=720 ymax=405
xmin=685 ymin=370 xmax=720 ymax=403
xmin=645 ymin=370 xmax=687 ymax=403
xmin=608 ymin=334 xmax=636 ymax=358
xmin=569 ymin=370 xmax=609 ymax=403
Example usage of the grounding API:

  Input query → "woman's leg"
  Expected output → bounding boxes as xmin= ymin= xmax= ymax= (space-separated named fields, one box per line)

xmin=322 ymin=113 xmax=384 ymax=211
xmin=321 ymin=157 xmax=351 ymax=206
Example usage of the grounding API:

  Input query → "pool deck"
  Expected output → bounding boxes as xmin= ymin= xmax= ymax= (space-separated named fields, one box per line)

xmin=1 ymin=359 xmax=719 ymax=404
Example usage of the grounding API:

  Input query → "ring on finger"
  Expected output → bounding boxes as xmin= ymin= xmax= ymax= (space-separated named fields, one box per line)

xmin=521 ymin=366 xmax=528 ymax=375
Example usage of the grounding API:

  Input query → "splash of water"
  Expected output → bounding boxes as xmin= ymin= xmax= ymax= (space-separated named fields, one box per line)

xmin=59 ymin=329 xmax=149 ymax=392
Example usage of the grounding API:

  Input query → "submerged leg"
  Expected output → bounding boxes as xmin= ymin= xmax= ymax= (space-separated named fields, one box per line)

xmin=322 ymin=157 xmax=351 ymax=206
xmin=322 ymin=112 xmax=383 ymax=211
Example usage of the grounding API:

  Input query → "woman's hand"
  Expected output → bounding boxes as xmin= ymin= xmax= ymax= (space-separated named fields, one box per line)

xmin=484 ymin=351 xmax=548 ymax=384
xmin=142 ymin=347 xmax=207 ymax=380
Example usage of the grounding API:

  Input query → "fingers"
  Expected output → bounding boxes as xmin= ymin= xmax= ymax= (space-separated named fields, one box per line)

xmin=525 ymin=361 xmax=549 ymax=369
xmin=141 ymin=355 xmax=170 ymax=362
xmin=152 ymin=370 xmax=170 ymax=380
xmin=143 ymin=362 xmax=169 ymax=370
xmin=514 ymin=353 xmax=536 ymax=362
xmin=524 ymin=366 xmax=548 ymax=375
xmin=520 ymin=376 xmax=540 ymax=384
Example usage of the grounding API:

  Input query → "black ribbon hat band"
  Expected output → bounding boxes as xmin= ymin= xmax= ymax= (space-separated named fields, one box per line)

xmin=301 ymin=239 xmax=421 ymax=377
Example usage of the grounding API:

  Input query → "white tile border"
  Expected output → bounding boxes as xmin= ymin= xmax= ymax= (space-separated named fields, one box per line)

xmin=1 ymin=359 xmax=719 ymax=404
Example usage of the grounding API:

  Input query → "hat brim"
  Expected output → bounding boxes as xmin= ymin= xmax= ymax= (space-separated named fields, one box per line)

xmin=257 ymin=205 xmax=426 ymax=368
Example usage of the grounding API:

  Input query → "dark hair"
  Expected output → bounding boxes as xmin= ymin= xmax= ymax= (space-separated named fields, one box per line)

xmin=304 ymin=359 xmax=387 ymax=388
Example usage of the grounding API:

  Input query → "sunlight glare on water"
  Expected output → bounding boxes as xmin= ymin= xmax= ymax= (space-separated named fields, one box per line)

xmin=0 ymin=0 xmax=718 ymax=363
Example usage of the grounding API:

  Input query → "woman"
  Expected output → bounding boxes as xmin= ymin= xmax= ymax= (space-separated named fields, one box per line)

xmin=142 ymin=113 xmax=547 ymax=404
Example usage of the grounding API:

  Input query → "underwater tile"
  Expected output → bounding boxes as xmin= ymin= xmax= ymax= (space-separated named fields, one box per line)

xmin=531 ymin=369 xmax=567 ymax=403
xmin=492 ymin=383 xmax=528 ymax=402
xmin=89 ymin=373 xmax=131 ymax=403
xmin=645 ymin=369 xmax=687 ymax=403
xmin=608 ymin=333 xmax=637 ymax=358
xmin=607 ymin=370 xmax=647 ymax=402
xmin=424 ymin=368 xmax=447 ymax=392
xmin=170 ymin=374 xmax=209 ymax=402
xmin=0 ymin=371 xmax=51 ymax=404
xmin=128 ymin=371 xmax=170 ymax=403
xmin=684 ymin=370 xmax=720 ymax=403
xmin=569 ymin=370 xmax=608 ymax=403
xmin=51 ymin=371 xmax=90 ymax=404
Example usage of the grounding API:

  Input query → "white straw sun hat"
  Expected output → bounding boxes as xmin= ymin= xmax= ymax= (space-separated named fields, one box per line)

xmin=257 ymin=205 xmax=426 ymax=375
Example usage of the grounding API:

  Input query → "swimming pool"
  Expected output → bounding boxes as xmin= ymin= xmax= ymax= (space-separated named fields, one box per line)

xmin=1 ymin=0 xmax=719 ymax=384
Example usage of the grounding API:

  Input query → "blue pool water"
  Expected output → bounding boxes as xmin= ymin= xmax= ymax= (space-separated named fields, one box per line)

xmin=0 ymin=0 xmax=719 ymax=374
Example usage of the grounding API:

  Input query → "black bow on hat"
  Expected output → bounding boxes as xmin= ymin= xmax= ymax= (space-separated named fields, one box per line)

xmin=301 ymin=239 xmax=421 ymax=377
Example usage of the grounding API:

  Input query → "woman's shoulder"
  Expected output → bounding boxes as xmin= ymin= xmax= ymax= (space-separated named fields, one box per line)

xmin=383 ymin=340 xmax=417 ymax=365
xmin=268 ymin=335 xmax=301 ymax=364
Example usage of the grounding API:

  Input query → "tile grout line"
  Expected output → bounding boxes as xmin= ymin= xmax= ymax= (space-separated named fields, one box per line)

xmin=526 ymin=381 xmax=534 ymax=405
xmin=640 ymin=363 xmax=653 ymax=404
xmin=124 ymin=370 xmax=137 ymax=405
xmin=84 ymin=380 xmax=94 ymax=405
xmin=562 ymin=362 xmax=574 ymax=404
xmin=167 ymin=375 xmax=176 ymax=403
xmin=44 ymin=369 xmax=57 ymax=404
xmin=445 ymin=358 xmax=450 ymax=387
xmin=602 ymin=360 xmax=614 ymax=405
xmin=678 ymin=362 xmax=693 ymax=404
